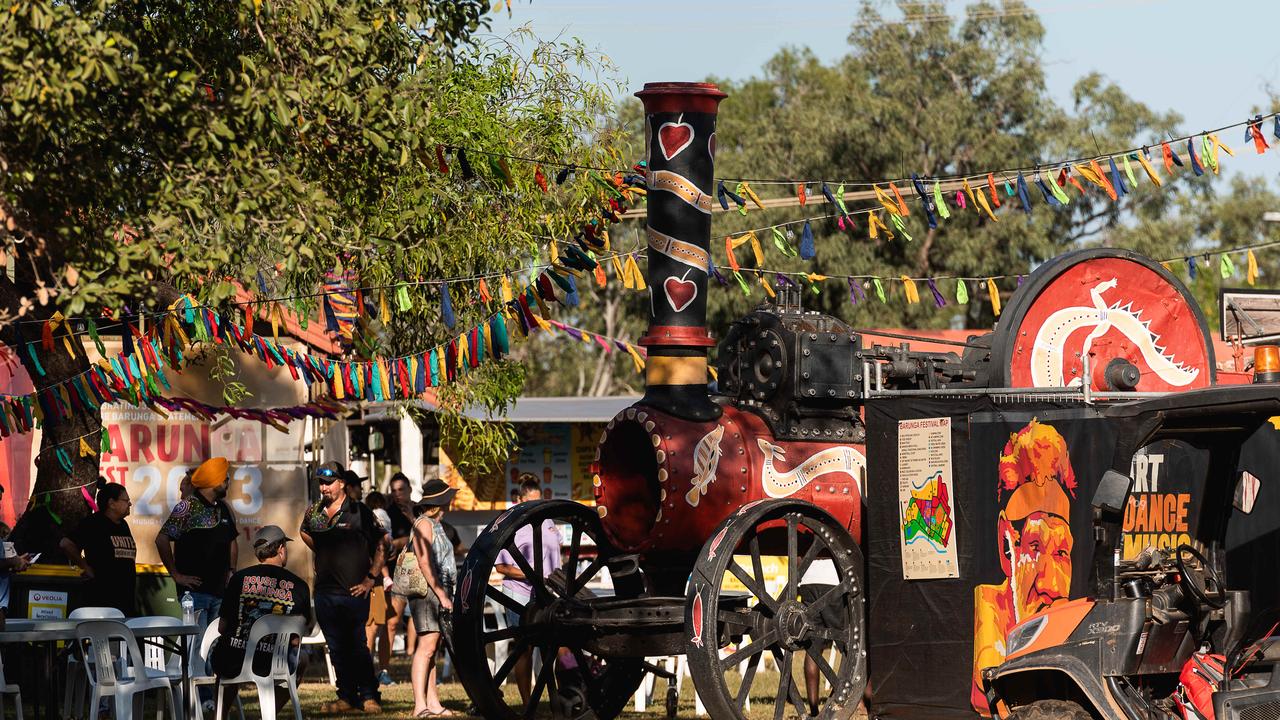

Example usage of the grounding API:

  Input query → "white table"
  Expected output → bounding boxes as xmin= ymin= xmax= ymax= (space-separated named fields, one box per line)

xmin=0 ymin=617 xmax=198 ymax=719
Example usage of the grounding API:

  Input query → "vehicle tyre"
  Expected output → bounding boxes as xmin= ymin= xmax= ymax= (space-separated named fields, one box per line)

xmin=1008 ymin=699 xmax=1093 ymax=720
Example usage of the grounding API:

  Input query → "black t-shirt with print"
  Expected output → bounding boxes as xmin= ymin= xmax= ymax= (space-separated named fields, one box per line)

xmin=300 ymin=498 xmax=382 ymax=595
xmin=160 ymin=494 xmax=238 ymax=595
xmin=69 ymin=512 xmax=137 ymax=615
xmin=213 ymin=563 xmax=312 ymax=677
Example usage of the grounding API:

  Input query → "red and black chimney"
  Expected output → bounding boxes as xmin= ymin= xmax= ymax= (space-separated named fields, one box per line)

xmin=634 ymin=82 xmax=727 ymax=421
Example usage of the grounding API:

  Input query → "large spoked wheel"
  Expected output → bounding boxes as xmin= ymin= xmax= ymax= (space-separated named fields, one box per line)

xmin=685 ymin=499 xmax=867 ymax=720
xmin=453 ymin=500 xmax=646 ymax=720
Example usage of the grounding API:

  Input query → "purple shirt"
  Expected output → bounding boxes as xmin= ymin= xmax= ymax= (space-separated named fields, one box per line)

xmin=495 ymin=520 xmax=562 ymax=597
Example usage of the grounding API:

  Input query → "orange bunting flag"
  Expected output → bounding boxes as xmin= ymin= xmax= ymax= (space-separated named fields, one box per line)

xmin=478 ymin=278 xmax=492 ymax=303
xmin=1251 ymin=122 xmax=1270 ymax=154
xmin=987 ymin=173 xmax=1002 ymax=208
xmin=243 ymin=305 xmax=254 ymax=335
xmin=726 ymin=235 xmax=742 ymax=273
xmin=1248 ymin=250 xmax=1259 ymax=286
xmin=797 ymin=183 xmax=807 ymax=206
xmin=594 ymin=263 xmax=607 ymax=288
xmin=1088 ymin=159 xmax=1117 ymax=201
xmin=873 ymin=185 xmax=899 ymax=215
xmin=1161 ymin=142 xmax=1179 ymax=173
xmin=901 ymin=276 xmax=920 ymax=304
xmin=890 ymin=184 xmax=910 ymax=216
xmin=987 ymin=278 xmax=1001 ymax=316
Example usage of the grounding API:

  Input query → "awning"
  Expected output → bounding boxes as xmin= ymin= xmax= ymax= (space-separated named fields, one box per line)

xmin=354 ymin=395 xmax=640 ymax=424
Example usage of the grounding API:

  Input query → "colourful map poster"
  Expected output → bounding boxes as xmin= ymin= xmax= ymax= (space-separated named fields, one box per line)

xmin=897 ymin=417 xmax=959 ymax=579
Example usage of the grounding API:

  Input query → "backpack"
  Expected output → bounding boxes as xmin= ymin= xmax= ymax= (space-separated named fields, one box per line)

xmin=1175 ymin=652 xmax=1225 ymax=720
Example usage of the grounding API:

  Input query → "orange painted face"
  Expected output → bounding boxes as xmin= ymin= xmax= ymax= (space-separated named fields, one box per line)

xmin=1011 ymin=512 xmax=1073 ymax=619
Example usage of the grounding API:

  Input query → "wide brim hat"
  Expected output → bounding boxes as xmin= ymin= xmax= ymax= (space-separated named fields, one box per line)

xmin=416 ymin=478 xmax=458 ymax=507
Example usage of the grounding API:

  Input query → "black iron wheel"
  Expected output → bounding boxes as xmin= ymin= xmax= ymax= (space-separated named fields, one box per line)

xmin=453 ymin=499 xmax=646 ymax=720
xmin=685 ymin=499 xmax=867 ymax=720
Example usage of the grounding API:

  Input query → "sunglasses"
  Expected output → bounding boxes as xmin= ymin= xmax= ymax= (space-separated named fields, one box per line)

xmin=314 ymin=467 xmax=340 ymax=483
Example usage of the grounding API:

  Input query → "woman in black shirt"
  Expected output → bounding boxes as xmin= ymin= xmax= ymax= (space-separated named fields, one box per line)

xmin=60 ymin=479 xmax=138 ymax=616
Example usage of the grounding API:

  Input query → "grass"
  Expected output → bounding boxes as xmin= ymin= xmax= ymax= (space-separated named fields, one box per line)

xmin=232 ymin=655 xmax=867 ymax=719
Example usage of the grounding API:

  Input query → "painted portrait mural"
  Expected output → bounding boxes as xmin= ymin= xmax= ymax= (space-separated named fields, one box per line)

xmin=971 ymin=419 xmax=1078 ymax=711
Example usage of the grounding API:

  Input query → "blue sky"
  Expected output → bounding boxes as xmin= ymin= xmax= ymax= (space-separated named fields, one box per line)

xmin=488 ymin=0 xmax=1280 ymax=182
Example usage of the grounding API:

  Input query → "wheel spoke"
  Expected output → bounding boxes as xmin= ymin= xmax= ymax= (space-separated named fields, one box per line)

xmin=810 ymin=626 xmax=841 ymax=642
xmin=736 ymin=652 xmax=762 ymax=709
xmin=568 ymin=555 xmax=605 ymax=598
xmin=772 ymin=648 xmax=790 ymax=720
xmin=484 ymin=623 xmax=538 ymax=644
xmin=750 ymin=536 xmax=774 ymax=606
xmin=492 ymin=637 xmax=529 ymax=684
xmin=565 ymin=522 xmax=583 ymax=595
xmin=786 ymin=515 xmax=799 ymax=603
xmin=805 ymin=643 xmax=839 ymax=686
xmin=722 ymin=628 xmax=777 ymax=668
xmin=486 ymin=585 xmax=527 ymax=615
xmin=795 ymin=528 xmax=827 ymax=584
xmin=728 ymin=560 xmax=777 ymax=613
xmin=508 ymin=538 xmax=554 ymax=603
xmin=774 ymin=648 xmax=808 ymax=719
xmin=524 ymin=648 xmax=556 ymax=719
xmin=805 ymin=579 xmax=854 ymax=617
xmin=532 ymin=519 xmax=545 ymax=580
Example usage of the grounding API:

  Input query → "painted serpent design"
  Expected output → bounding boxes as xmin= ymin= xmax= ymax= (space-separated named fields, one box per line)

xmin=1030 ymin=278 xmax=1200 ymax=388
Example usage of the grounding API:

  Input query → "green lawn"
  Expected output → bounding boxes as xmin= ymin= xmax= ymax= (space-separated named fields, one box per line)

xmin=230 ymin=656 xmax=868 ymax=719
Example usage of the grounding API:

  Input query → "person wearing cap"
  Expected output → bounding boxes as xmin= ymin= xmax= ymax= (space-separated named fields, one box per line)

xmin=212 ymin=526 xmax=312 ymax=685
xmin=301 ymin=461 xmax=386 ymax=714
xmin=156 ymin=456 xmax=239 ymax=627
xmin=408 ymin=478 xmax=458 ymax=718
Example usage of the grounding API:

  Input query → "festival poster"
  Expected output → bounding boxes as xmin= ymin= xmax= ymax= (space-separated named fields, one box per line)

xmin=1121 ymin=440 xmax=1206 ymax=560
xmin=897 ymin=417 xmax=959 ymax=579
xmin=505 ymin=423 xmax=572 ymax=501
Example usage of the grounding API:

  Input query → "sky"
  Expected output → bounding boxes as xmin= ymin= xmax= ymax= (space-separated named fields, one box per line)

xmin=488 ymin=0 xmax=1280 ymax=182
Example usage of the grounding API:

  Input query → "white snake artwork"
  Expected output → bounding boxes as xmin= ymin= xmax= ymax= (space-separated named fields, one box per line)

xmin=1030 ymin=278 xmax=1199 ymax=388
xmin=756 ymin=439 xmax=866 ymax=498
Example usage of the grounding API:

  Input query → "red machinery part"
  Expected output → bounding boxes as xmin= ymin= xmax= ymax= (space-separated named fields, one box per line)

xmin=592 ymin=403 xmax=864 ymax=554
xmin=989 ymin=249 xmax=1216 ymax=392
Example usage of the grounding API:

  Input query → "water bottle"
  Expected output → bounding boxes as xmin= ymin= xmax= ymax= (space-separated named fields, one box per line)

xmin=180 ymin=591 xmax=195 ymax=625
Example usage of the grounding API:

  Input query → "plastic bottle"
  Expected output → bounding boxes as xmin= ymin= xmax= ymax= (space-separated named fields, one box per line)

xmin=180 ymin=591 xmax=195 ymax=625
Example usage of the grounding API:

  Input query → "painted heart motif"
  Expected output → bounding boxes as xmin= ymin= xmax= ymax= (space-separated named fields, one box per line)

xmin=664 ymin=276 xmax=698 ymax=312
xmin=708 ymin=132 xmax=716 ymax=159
xmin=658 ymin=121 xmax=694 ymax=161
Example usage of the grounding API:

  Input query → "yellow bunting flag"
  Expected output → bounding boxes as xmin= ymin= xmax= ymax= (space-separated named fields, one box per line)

xmin=379 ymin=291 xmax=391 ymax=323
xmin=874 ymin=185 xmax=901 ymax=215
xmin=740 ymin=181 xmax=766 ymax=211
xmin=962 ymin=179 xmax=977 ymax=210
xmin=613 ymin=256 xmax=631 ymax=288
xmin=1135 ymin=153 xmax=1163 ymax=187
xmin=79 ymin=438 xmax=97 ymax=457
xmin=1248 ymin=250 xmax=1259 ymax=286
xmin=626 ymin=255 xmax=646 ymax=290
xmin=625 ymin=344 xmax=645 ymax=373
xmin=748 ymin=231 xmax=765 ymax=267
xmin=973 ymin=186 xmax=999 ymax=222
xmin=501 ymin=275 xmax=514 ymax=303
xmin=987 ymin=278 xmax=1002 ymax=316
xmin=901 ymin=276 xmax=920 ymax=304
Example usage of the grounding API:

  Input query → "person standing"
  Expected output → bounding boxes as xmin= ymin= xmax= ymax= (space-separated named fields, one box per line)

xmin=300 ymin=461 xmax=386 ymax=714
xmin=364 ymin=491 xmax=395 ymax=687
xmin=494 ymin=476 xmax=562 ymax=704
xmin=61 ymin=479 xmax=137 ymax=616
xmin=409 ymin=479 xmax=458 ymax=718
xmin=156 ymin=457 xmax=239 ymax=626
xmin=0 ymin=484 xmax=34 ymax=631
xmin=384 ymin=474 xmax=417 ymax=658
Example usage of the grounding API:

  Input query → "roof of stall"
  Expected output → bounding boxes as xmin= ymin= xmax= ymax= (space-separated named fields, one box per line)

xmin=355 ymin=395 xmax=641 ymax=424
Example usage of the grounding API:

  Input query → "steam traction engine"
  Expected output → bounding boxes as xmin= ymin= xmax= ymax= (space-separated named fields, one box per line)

xmin=451 ymin=82 xmax=1226 ymax=720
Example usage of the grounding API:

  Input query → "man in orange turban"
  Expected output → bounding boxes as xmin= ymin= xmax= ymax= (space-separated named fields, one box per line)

xmin=972 ymin=420 xmax=1077 ymax=713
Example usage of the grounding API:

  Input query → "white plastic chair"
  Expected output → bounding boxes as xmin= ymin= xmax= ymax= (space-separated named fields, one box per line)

xmin=0 ymin=650 xmax=22 ymax=720
xmin=75 ymin=620 xmax=178 ymax=720
xmin=213 ymin=614 xmax=306 ymax=720
xmin=64 ymin=607 xmax=127 ymax=720
xmin=125 ymin=616 xmax=189 ymax=720
xmin=190 ymin=623 xmax=241 ymax=720
xmin=298 ymin=622 xmax=335 ymax=686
